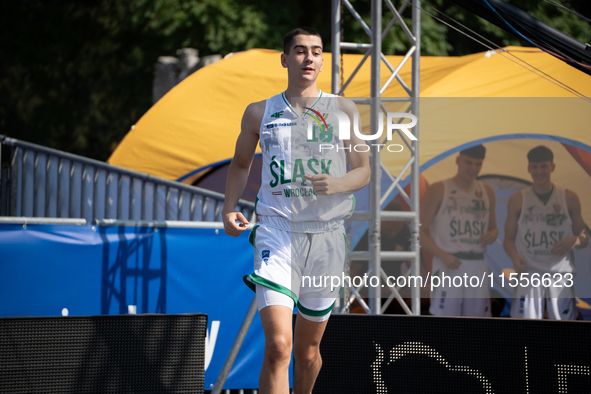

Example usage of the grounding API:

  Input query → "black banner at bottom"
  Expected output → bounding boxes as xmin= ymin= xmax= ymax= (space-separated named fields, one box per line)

xmin=314 ymin=315 xmax=590 ymax=393
xmin=0 ymin=314 xmax=207 ymax=393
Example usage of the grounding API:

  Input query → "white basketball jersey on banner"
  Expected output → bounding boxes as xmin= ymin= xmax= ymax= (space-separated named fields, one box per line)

xmin=255 ymin=92 xmax=354 ymax=223
xmin=430 ymin=178 xmax=490 ymax=254
xmin=516 ymin=186 xmax=574 ymax=273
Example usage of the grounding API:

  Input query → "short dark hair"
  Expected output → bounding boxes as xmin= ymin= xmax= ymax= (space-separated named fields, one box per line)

xmin=527 ymin=145 xmax=553 ymax=163
xmin=283 ymin=27 xmax=323 ymax=54
xmin=460 ymin=145 xmax=486 ymax=160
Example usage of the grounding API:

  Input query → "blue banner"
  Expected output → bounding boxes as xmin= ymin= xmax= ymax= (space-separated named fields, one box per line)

xmin=0 ymin=223 xmax=265 ymax=389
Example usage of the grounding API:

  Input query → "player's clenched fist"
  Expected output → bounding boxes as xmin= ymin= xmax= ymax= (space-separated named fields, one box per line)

xmin=550 ymin=235 xmax=578 ymax=256
xmin=223 ymin=211 xmax=249 ymax=237
xmin=304 ymin=174 xmax=341 ymax=196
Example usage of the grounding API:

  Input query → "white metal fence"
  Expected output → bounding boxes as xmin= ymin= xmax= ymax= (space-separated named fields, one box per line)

xmin=0 ymin=134 xmax=254 ymax=223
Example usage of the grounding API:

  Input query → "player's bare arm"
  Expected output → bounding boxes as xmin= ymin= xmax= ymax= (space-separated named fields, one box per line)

xmin=480 ymin=184 xmax=499 ymax=246
xmin=304 ymin=97 xmax=370 ymax=195
xmin=550 ymin=189 xmax=588 ymax=255
xmin=419 ymin=182 xmax=462 ymax=269
xmin=222 ymin=101 xmax=264 ymax=237
xmin=503 ymin=192 xmax=528 ymax=273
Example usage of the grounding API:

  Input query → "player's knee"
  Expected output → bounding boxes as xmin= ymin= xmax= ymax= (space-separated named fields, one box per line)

xmin=265 ymin=335 xmax=292 ymax=365
xmin=293 ymin=344 xmax=321 ymax=368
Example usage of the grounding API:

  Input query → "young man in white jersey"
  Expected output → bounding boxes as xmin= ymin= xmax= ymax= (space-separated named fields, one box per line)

xmin=420 ymin=145 xmax=498 ymax=316
xmin=504 ymin=146 xmax=587 ymax=319
xmin=222 ymin=27 xmax=370 ymax=394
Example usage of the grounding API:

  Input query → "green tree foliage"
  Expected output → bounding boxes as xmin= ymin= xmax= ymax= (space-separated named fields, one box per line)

xmin=0 ymin=0 xmax=271 ymax=160
xmin=1 ymin=0 xmax=589 ymax=161
xmin=340 ymin=0 xmax=590 ymax=56
xmin=424 ymin=0 xmax=591 ymax=55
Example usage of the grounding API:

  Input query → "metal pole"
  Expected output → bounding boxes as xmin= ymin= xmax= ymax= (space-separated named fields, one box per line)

xmin=410 ymin=0 xmax=421 ymax=315
xmin=211 ymin=296 xmax=258 ymax=394
xmin=0 ymin=217 xmax=86 ymax=225
xmin=331 ymin=0 xmax=341 ymax=311
xmin=368 ymin=0 xmax=382 ymax=314
xmin=331 ymin=0 xmax=341 ymax=95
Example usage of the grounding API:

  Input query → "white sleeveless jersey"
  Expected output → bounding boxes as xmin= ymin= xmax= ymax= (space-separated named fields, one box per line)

xmin=516 ymin=186 xmax=574 ymax=273
xmin=430 ymin=178 xmax=490 ymax=254
xmin=255 ymin=91 xmax=354 ymax=224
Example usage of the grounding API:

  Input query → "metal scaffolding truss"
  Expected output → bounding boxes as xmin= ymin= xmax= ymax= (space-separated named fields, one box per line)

xmin=331 ymin=0 xmax=421 ymax=315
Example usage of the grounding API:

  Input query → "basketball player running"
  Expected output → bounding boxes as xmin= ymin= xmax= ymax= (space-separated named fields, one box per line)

xmin=420 ymin=145 xmax=498 ymax=316
xmin=222 ymin=27 xmax=370 ymax=394
xmin=504 ymin=146 xmax=587 ymax=319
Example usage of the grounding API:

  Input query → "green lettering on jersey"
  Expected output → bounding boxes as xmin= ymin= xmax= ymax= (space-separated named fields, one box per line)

xmin=292 ymin=159 xmax=307 ymax=186
xmin=531 ymin=231 xmax=540 ymax=247
xmin=321 ymin=159 xmax=332 ymax=175
xmin=524 ymin=230 xmax=532 ymax=248
xmin=449 ymin=217 xmax=457 ymax=237
xmin=471 ymin=220 xmax=484 ymax=236
xmin=546 ymin=213 xmax=567 ymax=226
xmin=270 ymin=157 xmax=279 ymax=188
xmin=471 ymin=199 xmax=486 ymax=211
xmin=307 ymin=158 xmax=319 ymax=175
xmin=539 ymin=231 xmax=549 ymax=248
xmin=307 ymin=125 xmax=318 ymax=142
xmin=458 ymin=220 xmax=473 ymax=237
xmin=280 ymin=160 xmax=291 ymax=184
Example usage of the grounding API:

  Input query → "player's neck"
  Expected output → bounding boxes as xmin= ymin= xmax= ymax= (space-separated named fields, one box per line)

xmin=532 ymin=181 xmax=553 ymax=195
xmin=284 ymin=85 xmax=321 ymax=116
xmin=452 ymin=175 xmax=474 ymax=192
xmin=284 ymin=84 xmax=320 ymax=102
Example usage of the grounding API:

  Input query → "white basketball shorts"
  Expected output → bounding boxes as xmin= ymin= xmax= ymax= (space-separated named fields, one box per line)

xmin=429 ymin=255 xmax=491 ymax=317
xmin=243 ymin=221 xmax=347 ymax=319
xmin=510 ymin=271 xmax=577 ymax=320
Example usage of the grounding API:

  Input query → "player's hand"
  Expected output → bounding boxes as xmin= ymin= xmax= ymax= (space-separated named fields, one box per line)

xmin=512 ymin=255 xmax=528 ymax=274
xmin=304 ymin=174 xmax=341 ymax=196
xmin=550 ymin=236 xmax=578 ymax=256
xmin=480 ymin=230 xmax=497 ymax=247
xmin=441 ymin=253 xmax=462 ymax=270
xmin=223 ymin=211 xmax=249 ymax=237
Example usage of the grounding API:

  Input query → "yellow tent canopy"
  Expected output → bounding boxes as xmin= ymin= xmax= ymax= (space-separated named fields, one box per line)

xmin=109 ymin=47 xmax=591 ymax=176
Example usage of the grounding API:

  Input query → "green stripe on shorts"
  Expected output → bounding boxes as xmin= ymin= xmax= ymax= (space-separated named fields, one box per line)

xmin=243 ymin=273 xmax=298 ymax=304
xmin=248 ymin=224 xmax=260 ymax=247
xmin=297 ymin=300 xmax=335 ymax=317
xmin=344 ymin=195 xmax=356 ymax=219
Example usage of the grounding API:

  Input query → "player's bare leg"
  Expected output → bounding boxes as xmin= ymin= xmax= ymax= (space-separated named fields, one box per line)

xmin=292 ymin=312 xmax=329 ymax=394
xmin=259 ymin=305 xmax=294 ymax=394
